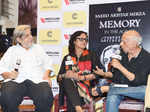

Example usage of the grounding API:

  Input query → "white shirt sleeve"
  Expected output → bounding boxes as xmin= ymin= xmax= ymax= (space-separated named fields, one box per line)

xmin=0 ymin=47 xmax=14 ymax=75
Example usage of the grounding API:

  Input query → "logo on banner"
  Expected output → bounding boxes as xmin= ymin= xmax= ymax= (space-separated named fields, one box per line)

xmin=40 ymin=17 xmax=60 ymax=23
xmin=64 ymin=34 xmax=70 ymax=40
xmin=39 ymin=29 xmax=61 ymax=45
xmin=63 ymin=11 xmax=87 ymax=28
xmin=39 ymin=0 xmax=61 ymax=11
xmin=72 ymin=13 xmax=78 ymax=19
xmin=117 ymin=7 xmax=122 ymax=12
xmin=47 ymin=31 xmax=52 ymax=37
xmin=48 ymin=0 xmax=53 ymax=4
xmin=40 ymin=18 xmax=46 ymax=23
xmin=64 ymin=0 xmax=86 ymax=5
xmin=100 ymin=44 xmax=120 ymax=72
xmin=64 ymin=0 xmax=69 ymax=5
xmin=46 ymin=51 xmax=60 ymax=57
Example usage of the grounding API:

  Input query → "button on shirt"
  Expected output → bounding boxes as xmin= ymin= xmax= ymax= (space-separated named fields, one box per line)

xmin=0 ymin=44 xmax=53 ymax=83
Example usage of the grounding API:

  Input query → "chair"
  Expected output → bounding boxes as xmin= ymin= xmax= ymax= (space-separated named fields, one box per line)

xmin=102 ymin=97 xmax=144 ymax=112
xmin=0 ymin=97 xmax=35 ymax=112
xmin=95 ymin=78 xmax=145 ymax=112
xmin=19 ymin=96 xmax=55 ymax=112
xmin=94 ymin=96 xmax=144 ymax=112
xmin=145 ymin=75 xmax=150 ymax=112
xmin=19 ymin=96 xmax=35 ymax=112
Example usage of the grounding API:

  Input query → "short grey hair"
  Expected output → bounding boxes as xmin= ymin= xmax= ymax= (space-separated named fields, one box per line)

xmin=122 ymin=30 xmax=142 ymax=47
xmin=13 ymin=25 xmax=31 ymax=45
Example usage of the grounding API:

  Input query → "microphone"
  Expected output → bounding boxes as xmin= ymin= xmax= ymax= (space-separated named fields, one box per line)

xmin=65 ymin=55 xmax=74 ymax=70
xmin=14 ymin=59 xmax=21 ymax=72
xmin=111 ymin=49 xmax=122 ymax=60
xmin=64 ymin=55 xmax=80 ymax=79
xmin=108 ymin=49 xmax=122 ymax=71
xmin=65 ymin=55 xmax=79 ymax=72
xmin=58 ymin=56 xmax=74 ymax=79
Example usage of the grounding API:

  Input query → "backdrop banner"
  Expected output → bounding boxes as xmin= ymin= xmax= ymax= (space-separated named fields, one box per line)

xmin=89 ymin=0 xmax=150 ymax=68
xmin=37 ymin=0 xmax=89 ymax=96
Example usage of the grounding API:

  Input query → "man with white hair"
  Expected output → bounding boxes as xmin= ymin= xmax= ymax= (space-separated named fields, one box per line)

xmin=92 ymin=30 xmax=150 ymax=112
xmin=0 ymin=25 xmax=54 ymax=112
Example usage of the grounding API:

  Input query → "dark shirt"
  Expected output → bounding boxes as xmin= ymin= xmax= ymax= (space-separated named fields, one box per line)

xmin=111 ymin=48 xmax=150 ymax=86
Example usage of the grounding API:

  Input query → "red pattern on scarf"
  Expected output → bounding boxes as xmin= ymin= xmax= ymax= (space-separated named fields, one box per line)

xmin=78 ymin=61 xmax=91 ymax=71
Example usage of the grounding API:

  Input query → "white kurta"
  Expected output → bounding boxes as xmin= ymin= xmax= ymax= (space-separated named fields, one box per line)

xmin=0 ymin=44 xmax=53 ymax=83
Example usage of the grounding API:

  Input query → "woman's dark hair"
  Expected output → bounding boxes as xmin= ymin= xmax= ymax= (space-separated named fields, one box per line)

xmin=68 ymin=31 xmax=87 ymax=55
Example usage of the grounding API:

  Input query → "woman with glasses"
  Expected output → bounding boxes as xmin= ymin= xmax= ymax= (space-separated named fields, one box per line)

xmin=57 ymin=31 xmax=100 ymax=112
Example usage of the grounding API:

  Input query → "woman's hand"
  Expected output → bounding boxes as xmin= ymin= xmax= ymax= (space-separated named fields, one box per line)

xmin=91 ymin=86 xmax=110 ymax=96
xmin=91 ymin=87 xmax=99 ymax=96
xmin=65 ymin=70 xmax=80 ymax=80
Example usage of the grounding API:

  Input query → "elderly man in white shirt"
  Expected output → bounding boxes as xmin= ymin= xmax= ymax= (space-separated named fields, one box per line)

xmin=0 ymin=25 xmax=54 ymax=112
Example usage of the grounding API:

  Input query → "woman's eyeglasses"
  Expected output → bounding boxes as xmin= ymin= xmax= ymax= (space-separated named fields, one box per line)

xmin=76 ymin=37 xmax=88 ymax=42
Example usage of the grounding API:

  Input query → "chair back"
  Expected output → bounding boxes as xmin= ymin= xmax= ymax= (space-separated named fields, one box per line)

xmin=145 ymin=75 xmax=150 ymax=111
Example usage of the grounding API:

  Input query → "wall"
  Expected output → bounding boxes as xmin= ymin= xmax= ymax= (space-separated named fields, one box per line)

xmin=0 ymin=0 xmax=18 ymax=32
